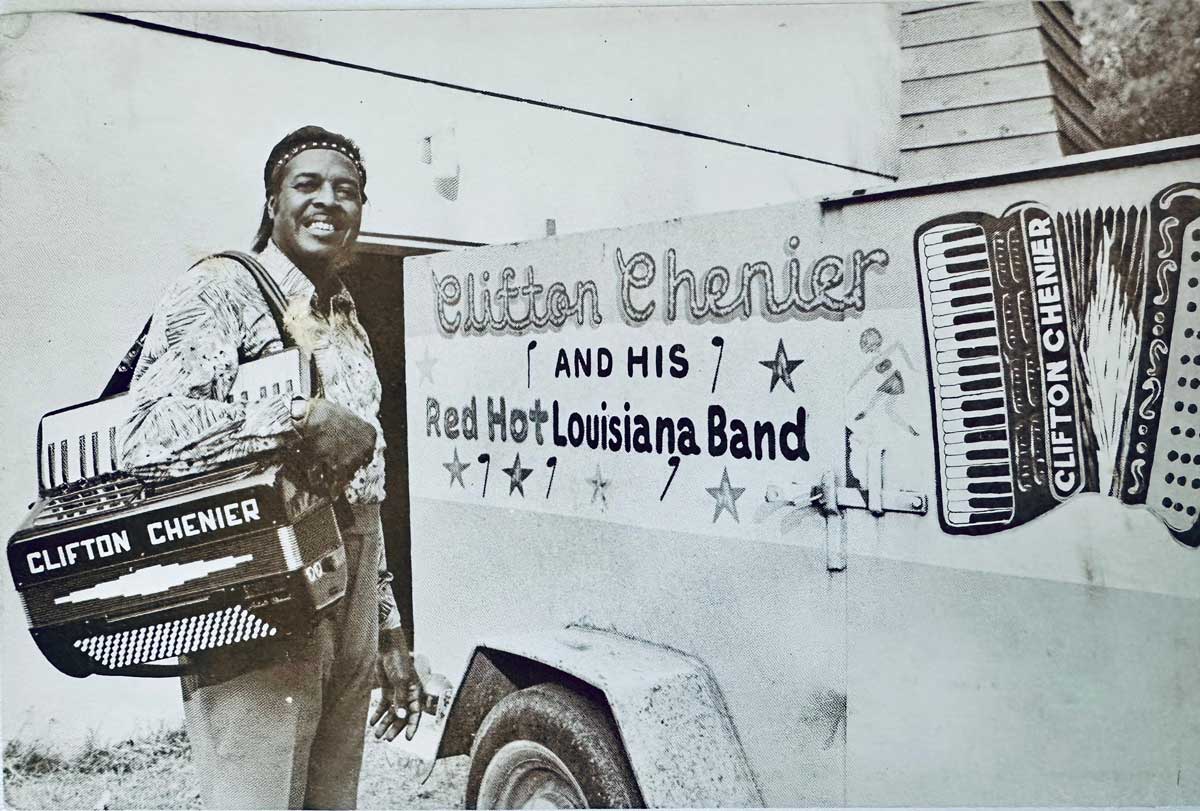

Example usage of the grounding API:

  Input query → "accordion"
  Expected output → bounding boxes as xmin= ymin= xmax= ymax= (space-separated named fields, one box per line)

xmin=6 ymin=349 xmax=348 ymax=677
xmin=915 ymin=182 xmax=1200 ymax=547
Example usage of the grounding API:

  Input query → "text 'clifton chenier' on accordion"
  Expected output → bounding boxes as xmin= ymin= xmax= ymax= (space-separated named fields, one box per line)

xmin=6 ymin=348 xmax=349 ymax=678
xmin=914 ymin=182 xmax=1200 ymax=547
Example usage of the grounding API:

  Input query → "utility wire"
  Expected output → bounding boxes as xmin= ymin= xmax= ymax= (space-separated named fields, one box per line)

xmin=83 ymin=12 xmax=899 ymax=182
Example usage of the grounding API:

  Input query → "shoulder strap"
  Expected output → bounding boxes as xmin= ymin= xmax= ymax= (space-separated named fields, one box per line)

xmin=100 ymin=250 xmax=294 ymax=398
xmin=213 ymin=250 xmax=293 ymax=350
xmin=100 ymin=316 xmax=155 ymax=398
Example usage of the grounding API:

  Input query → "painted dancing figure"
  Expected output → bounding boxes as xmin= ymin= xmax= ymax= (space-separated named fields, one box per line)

xmin=851 ymin=327 xmax=920 ymax=437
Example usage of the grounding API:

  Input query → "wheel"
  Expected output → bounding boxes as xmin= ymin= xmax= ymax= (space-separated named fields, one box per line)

xmin=465 ymin=682 xmax=644 ymax=809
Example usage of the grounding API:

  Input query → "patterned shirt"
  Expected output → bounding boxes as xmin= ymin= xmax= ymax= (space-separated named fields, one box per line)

xmin=121 ymin=241 xmax=399 ymax=632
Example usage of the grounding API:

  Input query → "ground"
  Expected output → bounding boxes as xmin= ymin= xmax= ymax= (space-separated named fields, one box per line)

xmin=3 ymin=727 xmax=469 ymax=809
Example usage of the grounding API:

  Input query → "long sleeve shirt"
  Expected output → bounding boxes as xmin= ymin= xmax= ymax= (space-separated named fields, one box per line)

xmin=120 ymin=240 xmax=400 ymax=633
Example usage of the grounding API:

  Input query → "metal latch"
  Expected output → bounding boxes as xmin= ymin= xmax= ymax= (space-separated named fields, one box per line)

xmin=765 ymin=448 xmax=927 ymax=571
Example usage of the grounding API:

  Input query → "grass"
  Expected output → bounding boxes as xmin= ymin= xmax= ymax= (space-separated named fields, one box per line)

xmin=3 ymin=726 xmax=468 ymax=809
xmin=4 ymin=727 xmax=199 ymax=809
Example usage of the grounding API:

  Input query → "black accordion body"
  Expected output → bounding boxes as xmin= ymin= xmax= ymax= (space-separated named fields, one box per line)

xmin=915 ymin=182 xmax=1200 ymax=546
xmin=6 ymin=349 xmax=347 ymax=677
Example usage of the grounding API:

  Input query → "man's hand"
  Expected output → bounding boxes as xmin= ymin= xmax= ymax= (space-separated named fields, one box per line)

xmin=370 ymin=632 xmax=427 ymax=742
xmin=296 ymin=398 xmax=376 ymax=493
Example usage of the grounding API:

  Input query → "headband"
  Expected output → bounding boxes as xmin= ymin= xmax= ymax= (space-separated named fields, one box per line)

xmin=263 ymin=126 xmax=368 ymax=198
xmin=271 ymin=140 xmax=366 ymax=185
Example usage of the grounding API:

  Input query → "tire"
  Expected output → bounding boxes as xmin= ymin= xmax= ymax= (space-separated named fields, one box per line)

xmin=465 ymin=682 xmax=644 ymax=809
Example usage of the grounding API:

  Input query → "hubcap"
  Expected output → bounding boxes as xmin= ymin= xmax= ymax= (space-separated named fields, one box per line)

xmin=477 ymin=740 xmax=588 ymax=809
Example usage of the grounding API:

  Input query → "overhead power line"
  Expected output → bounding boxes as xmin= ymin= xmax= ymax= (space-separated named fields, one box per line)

xmin=82 ymin=12 xmax=899 ymax=182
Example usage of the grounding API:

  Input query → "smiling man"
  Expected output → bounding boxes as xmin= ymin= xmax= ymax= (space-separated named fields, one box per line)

xmin=121 ymin=126 xmax=418 ymax=809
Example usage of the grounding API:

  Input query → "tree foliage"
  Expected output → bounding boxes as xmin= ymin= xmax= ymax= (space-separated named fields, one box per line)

xmin=1077 ymin=0 xmax=1200 ymax=146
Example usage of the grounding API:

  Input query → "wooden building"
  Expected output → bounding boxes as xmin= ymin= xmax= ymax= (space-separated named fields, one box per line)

xmin=900 ymin=1 xmax=1103 ymax=176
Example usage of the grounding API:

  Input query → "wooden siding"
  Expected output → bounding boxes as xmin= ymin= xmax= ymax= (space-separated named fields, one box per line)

xmin=1055 ymin=99 xmax=1104 ymax=151
xmin=899 ymin=1 xmax=1039 ymax=48
xmin=899 ymin=1 xmax=1103 ymax=179
xmin=1047 ymin=64 xmax=1102 ymax=143
xmin=901 ymin=131 xmax=1064 ymax=177
xmin=901 ymin=96 xmax=1059 ymax=149
xmin=903 ymin=28 xmax=1046 ymax=80
xmin=901 ymin=63 xmax=1053 ymax=115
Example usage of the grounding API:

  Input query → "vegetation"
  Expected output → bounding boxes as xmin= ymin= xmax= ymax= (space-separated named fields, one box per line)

xmin=4 ymin=727 xmax=198 ymax=809
xmin=3 ymin=727 xmax=467 ymax=809
xmin=1078 ymin=0 xmax=1200 ymax=146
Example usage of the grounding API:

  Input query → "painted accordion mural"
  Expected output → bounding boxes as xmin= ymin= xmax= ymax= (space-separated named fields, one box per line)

xmin=915 ymin=182 xmax=1200 ymax=547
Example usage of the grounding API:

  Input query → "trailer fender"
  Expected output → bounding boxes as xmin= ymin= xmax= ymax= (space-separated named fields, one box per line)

xmin=436 ymin=625 xmax=764 ymax=808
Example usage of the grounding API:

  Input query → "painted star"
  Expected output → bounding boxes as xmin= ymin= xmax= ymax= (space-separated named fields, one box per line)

xmin=758 ymin=339 xmax=803 ymax=393
xmin=502 ymin=453 xmax=533 ymax=497
xmin=586 ymin=464 xmax=611 ymax=510
xmin=415 ymin=346 xmax=438 ymax=385
xmin=706 ymin=466 xmax=746 ymax=524
xmin=443 ymin=447 xmax=470 ymax=488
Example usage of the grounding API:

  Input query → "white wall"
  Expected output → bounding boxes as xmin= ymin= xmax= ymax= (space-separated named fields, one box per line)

xmin=0 ymin=7 xmax=899 ymax=746
xmin=121 ymin=6 xmax=903 ymax=242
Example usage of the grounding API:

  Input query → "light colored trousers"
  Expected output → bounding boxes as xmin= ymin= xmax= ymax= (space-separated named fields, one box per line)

xmin=181 ymin=503 xmax=382 ymax=809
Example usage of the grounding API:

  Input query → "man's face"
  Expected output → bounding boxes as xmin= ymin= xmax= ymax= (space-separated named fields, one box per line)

xmin=268 ymin=148 xmax=363 ymax=270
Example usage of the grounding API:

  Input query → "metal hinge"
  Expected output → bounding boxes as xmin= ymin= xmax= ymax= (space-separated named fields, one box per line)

xmin=765 ymin=448 xmax=927 ymax=571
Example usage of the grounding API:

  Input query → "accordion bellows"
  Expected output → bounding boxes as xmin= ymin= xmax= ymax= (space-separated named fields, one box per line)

xmin=6 ymin=349 xmax=347 ymax=677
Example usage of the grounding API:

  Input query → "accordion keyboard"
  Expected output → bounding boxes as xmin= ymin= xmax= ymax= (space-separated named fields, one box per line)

xmin=36 ymin=348 xmax=307 ymax=494
xmin=39 ymin=396 xmax=130 ymax=490
xmin=919 ymin=221 xmax=1015 ymax=529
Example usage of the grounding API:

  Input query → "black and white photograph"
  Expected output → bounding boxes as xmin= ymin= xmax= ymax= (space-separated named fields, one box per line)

xmin=2 ymin=2 xmax=1199 ymax=808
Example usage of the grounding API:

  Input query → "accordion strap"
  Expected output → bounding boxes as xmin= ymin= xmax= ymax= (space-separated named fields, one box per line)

xmin=100 ymin=250 xmax=294 ymax=398
xmin=214 ymin=250 xmax=292 ymax=344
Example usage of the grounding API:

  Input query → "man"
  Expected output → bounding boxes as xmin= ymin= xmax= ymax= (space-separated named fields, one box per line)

xmin=122 ymin=125 xmax=417 ymax=809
